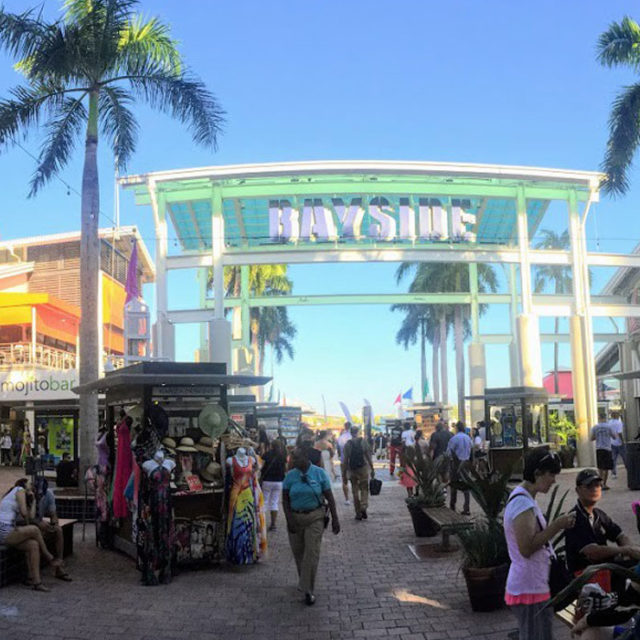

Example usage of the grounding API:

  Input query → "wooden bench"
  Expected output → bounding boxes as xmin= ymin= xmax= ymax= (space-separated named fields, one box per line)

xmin=0 ymin=518 xmax=76 ymax=588
xmin=422 ymin=506 xmax=474 ymax=551
xmin=555 ymin=601 xmax=577 ymax=628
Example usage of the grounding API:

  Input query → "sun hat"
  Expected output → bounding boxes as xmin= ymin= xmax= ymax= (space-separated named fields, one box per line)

xmin=176 ymin=437 xmax=198 ymax=453
xmin=200 ymin=461 xmax=222 ymax=482
xmin=126 ymin=404 xmax=144 ymax=423
xmin=198 ymin=404 xmax=228 ymax=440
xmin=195 ymin=435 xmax=215 ymax=454
xmin=161 ymin=437 xmax=177 ymax=453
xmin=576 ymin=469 xmax=603 ymax=487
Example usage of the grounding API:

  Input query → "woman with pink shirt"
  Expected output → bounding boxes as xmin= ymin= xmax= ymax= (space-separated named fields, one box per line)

xmin=503 ymin=448 xmax=576 ymax=639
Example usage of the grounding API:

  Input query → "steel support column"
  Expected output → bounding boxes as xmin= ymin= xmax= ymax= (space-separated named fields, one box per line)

xmin=568 ymin=189 xmax=594 ymax=466
xmin=508 ymin=264 xmax=520 ymax=386
xmin=516 ymin=186 xmax=542 ymax=386
xmin=209 ymin=187 xmax=231 ymax=371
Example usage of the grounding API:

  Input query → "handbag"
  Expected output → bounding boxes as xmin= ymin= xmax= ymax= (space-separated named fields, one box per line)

xmin=536 ymin=514 xmax=572 ymax=609
xmin=369 ymin=476 xmax=382 ymax=496
xmin=301 ymin=472 xmax=330 ymax=529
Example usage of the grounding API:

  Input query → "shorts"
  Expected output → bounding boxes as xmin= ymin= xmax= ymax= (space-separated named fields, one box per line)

xmin=261 ymin=481 xmax=283 ymax=512
xmin=596 ymin=448 xmax=613 ymax=471
xmin=0 ymin=522 xmax=13 ymax=543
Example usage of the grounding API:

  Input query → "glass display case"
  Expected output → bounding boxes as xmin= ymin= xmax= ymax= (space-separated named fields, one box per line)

xmin=484 ymin=386 xmax=550 ymax=477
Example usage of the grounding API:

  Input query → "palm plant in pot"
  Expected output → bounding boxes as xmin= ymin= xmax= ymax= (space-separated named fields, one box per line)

xmin=456 ymin=461 xmax=512 ymax=612
xmin=402 ymin=446 xmax=447 ymax=537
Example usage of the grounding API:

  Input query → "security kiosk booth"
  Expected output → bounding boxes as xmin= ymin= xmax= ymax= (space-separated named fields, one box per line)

xmin=484 ymin=386 xmax=550 ymax=477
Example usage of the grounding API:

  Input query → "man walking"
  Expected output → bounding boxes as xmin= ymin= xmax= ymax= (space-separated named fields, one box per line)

xmin=446 ymin=421 xmax=473 ymax=515
xmin=342 ymin=425 xmax=375 ymax=520
xmin=388 ymin=422 xmax=403 ymax=476
xmin=609 ymin=411 xmax=625 ymax=479
xmin=337 ymin=422 xmax=352 ymax=505
xmin=591 ymin=418 xmax=618 ymax=490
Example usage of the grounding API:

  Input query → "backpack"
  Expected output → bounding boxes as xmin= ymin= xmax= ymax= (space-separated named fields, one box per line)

xmin=348 ymin=438 xmax=366 ymax=470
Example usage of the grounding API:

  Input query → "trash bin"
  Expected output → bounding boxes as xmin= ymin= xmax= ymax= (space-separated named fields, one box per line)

xmin=626 ymin=441 xmax=640 ymax=490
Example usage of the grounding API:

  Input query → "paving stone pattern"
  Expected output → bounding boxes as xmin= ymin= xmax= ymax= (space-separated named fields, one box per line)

xmin=2 ymin=463 xmax=636 ymax=640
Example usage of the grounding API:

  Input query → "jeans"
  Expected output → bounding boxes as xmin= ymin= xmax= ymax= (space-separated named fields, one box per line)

xmin=510 ymin=601 xmax=553 ymax=640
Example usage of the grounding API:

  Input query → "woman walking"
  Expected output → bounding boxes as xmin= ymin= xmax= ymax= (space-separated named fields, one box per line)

xmin=261 ymin=439 xmax=287 ymax=531
xmin=0 ymin=478 xmax=66 ymax=591
xmin=283 ymin=448 xmax=340 ymax=605
xmin=504 ymin=448 xmax=576 ymax=639
xmin=314 ymin=430 xmax=337 ymax=481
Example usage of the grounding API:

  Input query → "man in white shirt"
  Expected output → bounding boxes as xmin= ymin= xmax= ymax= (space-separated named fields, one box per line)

xmin=401 ymin=421 xmax=416 ymax=447
xmin=336 ymin=422 xmax=352 ymax=505
xmin=609 ymin=411 xmax=625 ymax=480
xmin=591 ymin=419 xmax=618 ymax=490
xmin=446 ymin=421 xmax=473 ymax=515
xmin=0 ymin=431 xmax=11 ymax=466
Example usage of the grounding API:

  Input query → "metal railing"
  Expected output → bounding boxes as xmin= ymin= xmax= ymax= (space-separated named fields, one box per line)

xmin=0 ymin=342 xmax=77 ymax=370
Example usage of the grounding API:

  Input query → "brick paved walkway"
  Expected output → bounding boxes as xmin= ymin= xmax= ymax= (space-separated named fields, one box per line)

xmin=1 ymin=462 xmax=637 ymax=640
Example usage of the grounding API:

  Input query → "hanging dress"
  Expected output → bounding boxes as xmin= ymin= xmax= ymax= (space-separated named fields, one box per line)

xmin=112 ymin=419 xmax=133 ymax=518
xmin=225 ymin=457 xmax=267 ymax=565
xmin=136 ymin=463 xmax=175 ymax=585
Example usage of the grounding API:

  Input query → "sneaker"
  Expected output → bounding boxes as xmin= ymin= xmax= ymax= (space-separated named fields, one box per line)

xmin=461 ymin=510 xmax=471 ymax=516
xmin=361 ymin=510 xmax=368 ymax=520
xmin=344 ymin=500 xmax=350 ymax=506
xmin=305 ymin=592 xmax=316 ymax=606
xmin=355 ymin=514 xmax=362 ymax=521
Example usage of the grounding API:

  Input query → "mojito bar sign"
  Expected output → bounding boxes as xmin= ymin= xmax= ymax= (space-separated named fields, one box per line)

xmin=269 ymin=196 xmax=476 ymax=242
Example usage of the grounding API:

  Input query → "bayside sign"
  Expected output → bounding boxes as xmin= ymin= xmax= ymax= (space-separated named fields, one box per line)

xmin=269 ymin=196 xmax=476 ymax=242
xmin=0 ymin=370 xmax=78 ymax=401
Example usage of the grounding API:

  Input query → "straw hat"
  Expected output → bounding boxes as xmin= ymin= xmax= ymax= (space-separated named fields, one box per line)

xmin=176 ymin=437 xmax=198 ymax=453
xmin=126 ymin=404 xmax=144 ymax=423
xmin=198 ymin=404 xmax=228 ymax=440
xmin=161 ymin=437 xmax=177 ymax=453
xmin=195 ymin=435 xmax=215 ymax=454
xmin=200 ymin=461 xmax=222 ymax=483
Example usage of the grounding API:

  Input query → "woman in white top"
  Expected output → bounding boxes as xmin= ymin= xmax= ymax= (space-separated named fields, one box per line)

xmin=0 ymin=478 xmax=63 ymax=591
xmin=503 ymin=449 xmax=575 ymax=639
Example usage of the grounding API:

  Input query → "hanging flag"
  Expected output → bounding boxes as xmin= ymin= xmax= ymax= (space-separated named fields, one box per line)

xmin=338 ymin=401 xmax=352 ymax=423
xmin=402 ymin=387 xmax=413 ymax=401
xmin=423 ymin=379 xmax=429 ymax=402
xmin=393 ymin=393 xmax=402 ymax=405
xmin=125 ymin=238 xmax=140 ymax=304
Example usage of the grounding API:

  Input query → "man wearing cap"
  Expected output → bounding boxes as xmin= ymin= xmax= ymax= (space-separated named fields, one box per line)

xmin=565 ymin=469 xmax=640 ymax=592
xmin=342 ymin=425 xmax=375 ymax=520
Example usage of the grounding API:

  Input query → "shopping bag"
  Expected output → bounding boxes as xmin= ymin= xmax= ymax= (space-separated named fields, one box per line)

xmin=369 ymin=477 xmax=382 ymax=496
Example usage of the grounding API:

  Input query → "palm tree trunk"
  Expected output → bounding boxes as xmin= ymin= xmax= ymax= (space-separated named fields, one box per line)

xmin=440 ymin=314 xmax=448 ymax=404
xmin=79 ymin=90 xmax=100 ymax=474
xmin=420 ymin=318 xmax=427 ymax=402
xmin=432 ymin=327 xmax=440 ymax=403
xmin=454 ymin=305 xmax=466 ymax=423
xmin=553 ymin=316 xmax=559 ymax=394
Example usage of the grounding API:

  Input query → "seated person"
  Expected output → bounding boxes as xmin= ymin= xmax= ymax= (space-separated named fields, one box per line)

xmin=566 ymin=468 xmax=640 ymax=592
xmin=55 ymin=453 xmax=78 ymax=487
xmin=33 ymin=477 xmax=72 ymax=582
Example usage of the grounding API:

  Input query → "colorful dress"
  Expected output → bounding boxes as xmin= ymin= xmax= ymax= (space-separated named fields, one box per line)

xmin=136 ymin=464 xmax=175 ymax=585
xmin=112 ymin=419 xmax=133 ymax=518
xmin=225 ymin=457 xmax=267 ymax=564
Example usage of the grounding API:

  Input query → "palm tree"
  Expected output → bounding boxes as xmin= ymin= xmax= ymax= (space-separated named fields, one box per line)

xmin=214 ymin=264 xmax=297 ymax=380
xmin=0 ymin=1 xmax=224 ymax=470
xmin=597 ymin=17 xmax=640 ymax=195
xmin=534 ymin=229 xmax=572 ymax=394
xmin=396 ymin=262 xmax=498 ymax=423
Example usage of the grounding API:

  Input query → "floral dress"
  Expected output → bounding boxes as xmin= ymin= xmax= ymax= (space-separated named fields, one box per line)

xmin=136 ymin=464 xmax=175 ymax=585
xmin=225 ymin=456 xmax=267 ymax=565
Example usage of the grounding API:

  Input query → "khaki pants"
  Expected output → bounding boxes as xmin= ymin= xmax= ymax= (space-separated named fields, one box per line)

xmin=350 ymin=466 xmax=370 ymax=515
xmin=287 ymin=508 xmax=325 ymax=594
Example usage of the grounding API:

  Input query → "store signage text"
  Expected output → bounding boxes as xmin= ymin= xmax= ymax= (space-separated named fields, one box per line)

xmin=0 ymin=370 xmax=77 ymax=401
xmin=269 ymin=197 xmax=476 ymax=242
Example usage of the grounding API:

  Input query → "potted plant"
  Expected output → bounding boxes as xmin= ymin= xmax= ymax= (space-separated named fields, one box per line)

xmin=456 ymin=461 xmax=512 ymax=612
xmin=402 ymin=446 xmax=447 ymax=537
xmin=550 ymin=414 xmax=577 ymax=469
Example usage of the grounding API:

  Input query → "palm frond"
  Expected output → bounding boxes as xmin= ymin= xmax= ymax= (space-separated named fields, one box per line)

xmin=99 ymin=85 xmax=138 ymax=169
xmin=597 ymin=17 xmax=640 ymax=69
xmin=29 ymin=94 xmax=88 ymax=195
xmin=126 ymin=71 xmax=224 ymax=148
xmin=118 ymin=14 xmax=181 ymax=74
xmin=395 ymin=261 xmax=417 ymax=284
xmin=0 ymin=7 xmax=51 ymax=62
xmin=0 ymin=84 xmax=71 ymax=148
xmin=601 ymin=82 xmax=640 ymax=196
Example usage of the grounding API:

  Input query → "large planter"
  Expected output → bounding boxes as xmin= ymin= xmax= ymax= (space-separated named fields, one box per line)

xmin=462 ymin=563 xmax=509 ymax=612
xmin=407 ymin=504 xmax=441 ymax=537
xmin=559 ymin=447 xmax=576 ymax=469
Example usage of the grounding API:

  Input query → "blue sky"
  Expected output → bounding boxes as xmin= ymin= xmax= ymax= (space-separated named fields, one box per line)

xmin=1 ymin=1 xmax=640 ymax=418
